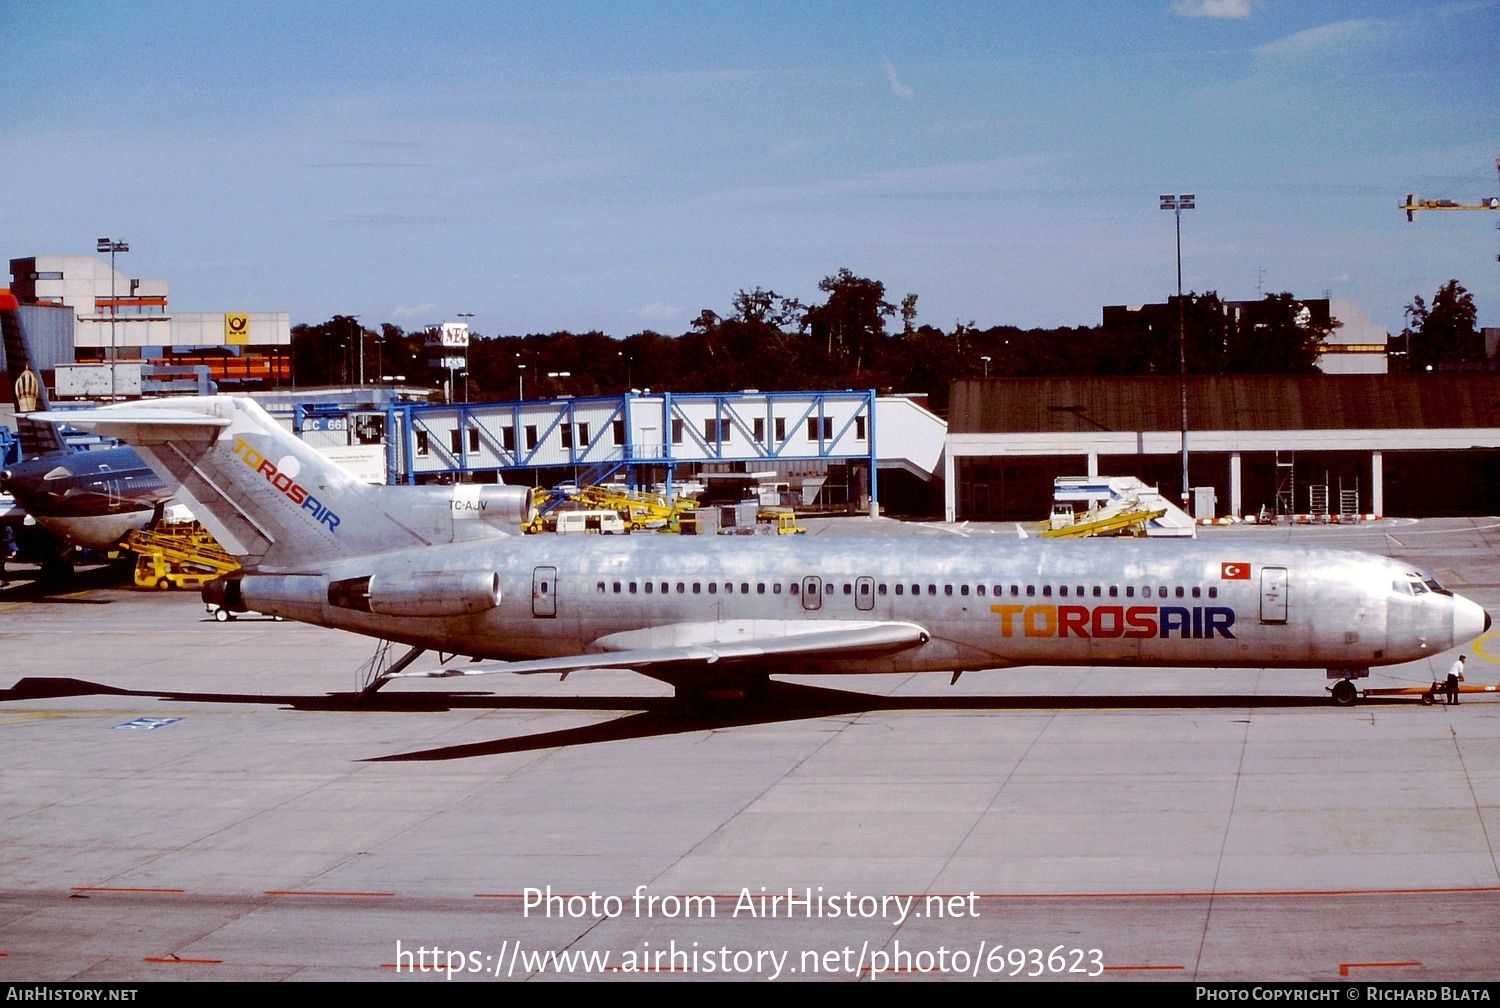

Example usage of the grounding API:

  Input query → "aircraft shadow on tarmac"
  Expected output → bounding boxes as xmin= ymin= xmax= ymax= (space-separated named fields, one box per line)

xmin=0 ymin=674 xmax=1373 ymax=761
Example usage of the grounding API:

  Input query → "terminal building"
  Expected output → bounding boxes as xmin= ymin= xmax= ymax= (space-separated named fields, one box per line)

xmin=944 ymin=374 xmax=1500 ymax=522
xmin=6 ymin=254 xmax=291 ymax=395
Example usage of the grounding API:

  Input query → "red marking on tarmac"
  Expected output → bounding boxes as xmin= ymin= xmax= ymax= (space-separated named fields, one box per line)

xmin=264 ymin=889 xmax=395 ymax=897
xmin=70 ymin=886 xmax=187 ymax=894
xmin=1341 ymin=960 xmax=1422 ymax=976
xmin=144 ymin=956 xmax=222 ymax=965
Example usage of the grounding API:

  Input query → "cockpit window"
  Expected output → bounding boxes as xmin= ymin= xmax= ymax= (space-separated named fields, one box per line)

xmin=1424 ymin=579 xmax=1452 ymax=597
xmin=1393 ymin=581 xmax=1413 ymax=595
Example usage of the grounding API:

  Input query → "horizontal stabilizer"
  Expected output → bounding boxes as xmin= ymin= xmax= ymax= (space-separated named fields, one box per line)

xmin=32 ymin=405 xmax=230 ymax=444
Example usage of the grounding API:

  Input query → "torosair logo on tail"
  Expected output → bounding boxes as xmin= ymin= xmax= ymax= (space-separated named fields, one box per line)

xmin=231 ymin=436 xmax=341 ymax=533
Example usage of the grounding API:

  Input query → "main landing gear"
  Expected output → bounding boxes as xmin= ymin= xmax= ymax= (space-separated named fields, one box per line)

xmin=1327 ymin=668 xmax=1369 ymax=707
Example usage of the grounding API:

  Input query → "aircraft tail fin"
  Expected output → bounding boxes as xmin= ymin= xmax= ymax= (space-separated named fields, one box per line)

xmin=34 ymin=396 xmax=439 ymax=569
xmin=1 ymin=290 xmax=69 ymax=456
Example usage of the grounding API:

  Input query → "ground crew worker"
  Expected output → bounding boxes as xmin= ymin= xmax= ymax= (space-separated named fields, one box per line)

xmin=1444 ymin=655 xmax=1466 ymax=706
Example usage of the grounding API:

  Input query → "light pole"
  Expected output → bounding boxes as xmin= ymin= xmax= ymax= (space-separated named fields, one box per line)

xmin=1159 ymin=194 xmax=1194 ymax=507
xmin=980 ymin=355 xmax=991 ymax=378
xmin=456 ymin=313 xmax=473 ymax=403
xmin=96 ymin=237 xmax=128 ymax=399
xmin=516 ymin=361 xmax=526 ymax=401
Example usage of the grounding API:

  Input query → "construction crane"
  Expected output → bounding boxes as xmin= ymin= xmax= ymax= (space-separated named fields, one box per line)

xmin=1400 ymin=155 xmax=1500 ymax=223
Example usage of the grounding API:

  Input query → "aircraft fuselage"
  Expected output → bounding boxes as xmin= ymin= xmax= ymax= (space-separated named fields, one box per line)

xmin=240 ymin=533 xmax=1481 ymax=679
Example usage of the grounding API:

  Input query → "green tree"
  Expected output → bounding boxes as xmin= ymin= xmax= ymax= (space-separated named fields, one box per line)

xmin=1222 ymin=293 xmax=1332 ymax=374
xmin=804 ymin=268 xmax=895 ymax=380
xmin=1402 ymin=280 xmax=1481 ymax=372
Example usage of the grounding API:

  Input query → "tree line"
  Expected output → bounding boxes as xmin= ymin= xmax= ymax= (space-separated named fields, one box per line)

xmin=289 ymin=272 xmax=1486 ymax=413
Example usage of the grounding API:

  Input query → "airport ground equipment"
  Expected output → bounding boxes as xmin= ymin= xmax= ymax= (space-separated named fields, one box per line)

xmin=529 ymin=480 xmax=700 ymax=532
xmin=1045 ymin=476 xmax=1195 ymax=537
xmin=125 ymin=517 xmax=239 ymax=590
xmin=1360 ymin=681 xmax=1500 ymax=704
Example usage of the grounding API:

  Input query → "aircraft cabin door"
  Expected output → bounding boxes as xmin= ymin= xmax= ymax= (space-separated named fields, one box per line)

xmin=532 ymin=566 xmax=558 ymax=618
xmin=801 ymin=576 xmax=822 ymax=611
xmin=1260 ymin=566 xmax=1288 ymax=624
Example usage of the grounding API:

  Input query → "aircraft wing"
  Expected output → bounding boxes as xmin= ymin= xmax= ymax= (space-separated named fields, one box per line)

xmin=393 ymin=620 xmax=931 ymax=680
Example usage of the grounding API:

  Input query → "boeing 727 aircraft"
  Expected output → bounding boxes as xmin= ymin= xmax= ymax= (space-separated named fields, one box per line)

xmin=41 ymin=395 xmax=1490 ymax=706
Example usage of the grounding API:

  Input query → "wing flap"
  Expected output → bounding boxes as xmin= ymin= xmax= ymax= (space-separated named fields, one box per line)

xmin=393 ymin=620 xmax=931 ymax=680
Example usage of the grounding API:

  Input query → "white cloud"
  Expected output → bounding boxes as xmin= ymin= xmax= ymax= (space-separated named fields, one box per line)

xmin=633 ymin=302 xmax=680 ymax=321
xmin=1255 ymin=19 xmax=1394 ymax=59
xmin=882 ymin=56 xmax=914 ymax=100
xmin=1169 ymin=0 xmax=1256 ymax=18
xmin=391 ymin=302 xmax=439 ymax=319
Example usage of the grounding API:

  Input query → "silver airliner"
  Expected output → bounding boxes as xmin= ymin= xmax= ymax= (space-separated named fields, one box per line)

xmin=43 ymin=395 xmax=1490 ymax=706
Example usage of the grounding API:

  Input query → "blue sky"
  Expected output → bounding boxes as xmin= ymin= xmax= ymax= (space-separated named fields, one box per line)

xmin=3 ymin=1 xmax=1497 ymax=344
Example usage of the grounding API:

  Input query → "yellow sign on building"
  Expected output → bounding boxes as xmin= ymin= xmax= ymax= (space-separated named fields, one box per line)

xmin=225 ymin=313 xmax=250 ymax=345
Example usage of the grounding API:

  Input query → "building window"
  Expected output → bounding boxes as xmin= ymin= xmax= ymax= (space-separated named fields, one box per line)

xmin=671 ymin=419 xmax=684 ymax=444
xmin=855 ymin=416 xmax=866 ymax=440
xmin=525 ymin=425 xmax=538 ymax=450
xmin=612 ymin=419 xmax=625 ymax=445
xmin=415 ymin=431 xmax=430 ymax=457
xmin=753 ymin=417 xmax=765 ymax=442
xmin=502 ymin=426 xmax=516 ymax=452
xmin=774 ymin=417 xmax=786 ymax=441
xmin=576 ymin=423 xmax=589 ymax=446
xmin=807 ymin=417 xmax=834 ymax=440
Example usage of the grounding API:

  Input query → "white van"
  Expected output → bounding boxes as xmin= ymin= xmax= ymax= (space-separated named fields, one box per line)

xmin=554 ymin=510 xmax=628 ymax=535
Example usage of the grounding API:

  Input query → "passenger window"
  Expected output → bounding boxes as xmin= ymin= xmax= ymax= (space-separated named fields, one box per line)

xmin=1175 ymin=586 xmax=1185 ymax=598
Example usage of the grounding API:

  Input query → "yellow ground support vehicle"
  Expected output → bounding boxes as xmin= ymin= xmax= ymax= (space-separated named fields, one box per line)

xmin=125 ymin=518 xmax=240 ymax=591
xmin=758 ymin=508 xmax=807 ymax=534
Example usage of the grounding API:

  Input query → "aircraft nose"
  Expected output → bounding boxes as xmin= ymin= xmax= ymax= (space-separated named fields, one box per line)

xmin=1454 ymin=594 xmax=1489 ymax=645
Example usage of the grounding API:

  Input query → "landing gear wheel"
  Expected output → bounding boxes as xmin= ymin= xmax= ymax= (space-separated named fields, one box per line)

xmin=1330 ymin=680 xmax=1358 ymax=707
xmin=214 ymin=607 xmax=232 ymax=622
